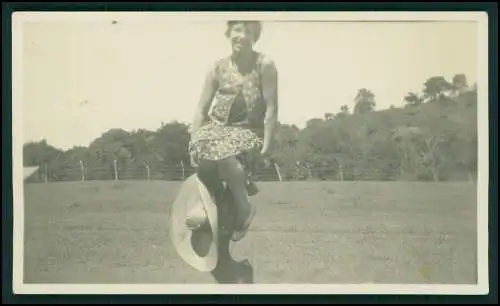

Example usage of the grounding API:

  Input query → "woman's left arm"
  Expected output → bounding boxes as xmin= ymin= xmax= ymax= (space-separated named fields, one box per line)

xmin=260 ymin=56 xmax=279 ymax=157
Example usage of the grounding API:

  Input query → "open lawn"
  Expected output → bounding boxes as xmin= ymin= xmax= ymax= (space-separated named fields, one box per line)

xmin=23 ymin=180 xmax=477 ymax=284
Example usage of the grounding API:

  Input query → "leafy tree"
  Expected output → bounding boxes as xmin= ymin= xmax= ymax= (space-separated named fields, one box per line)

xmin=324 ymin=112 xmax=335 ymax=121
xmin=403 ymin=92 xmax=424 ymax=108
xmin=452 ymin=73 xmax=468 ymax=94
xmin=353 ymin=88 xmax=376 ymax=114
xmin=423 ymin=76 xmax=454 ymax=101
xmin=336 ymin=105 xmax=350 ymax=119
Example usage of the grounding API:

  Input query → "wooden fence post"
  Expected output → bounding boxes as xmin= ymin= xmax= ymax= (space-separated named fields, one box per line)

xmin=79 ymin=160 xmax=85 ymax=181
xmin=144 ymin=161 xmax=151 ymax=181
xmin=113 ymin=160 xmax=118 ymax=181
xmin=274 ymin=163 xmax=283 ymax=182
xmin=44 ymin=163 xmax=48 ymax=184
xmin=180 ymin=160 xmax=185 ymax=180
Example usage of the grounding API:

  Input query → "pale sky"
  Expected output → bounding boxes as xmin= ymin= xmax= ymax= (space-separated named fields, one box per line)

xmin=21 ymin=18 xmax=478 ymax=150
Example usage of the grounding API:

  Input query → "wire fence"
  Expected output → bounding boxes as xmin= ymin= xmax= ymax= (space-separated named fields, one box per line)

xmin=25 ymin=158 xmax=477 ymax=184
xmin=24 ymin=160 xmax=354 ymax=184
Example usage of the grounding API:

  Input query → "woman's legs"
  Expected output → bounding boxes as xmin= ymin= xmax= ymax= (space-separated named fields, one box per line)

xmin=211 ymin=232 xmax=254 ymax=284
xmin=210 ymin=188 xmax=254 ymax=284
xmin=195 ymin=162 xmax=233 ymax=282
xmin=196 ymin=160 xmax=223 ymax=199
xmin=217 ymin=156 xmax=256 ymax=241
xmin=195 ymin=160 xmax=253 ymax=283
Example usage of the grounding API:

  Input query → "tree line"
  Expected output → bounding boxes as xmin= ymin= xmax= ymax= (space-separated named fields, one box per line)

xmin=24 ymin=74 xmax=478 ymax=182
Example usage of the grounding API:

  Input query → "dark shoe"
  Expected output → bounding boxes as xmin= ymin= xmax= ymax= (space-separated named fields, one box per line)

xmin=234 ymin=259 xmax=254 ymax=284
xmin=211 ymin=259 xmax=254 ymax=284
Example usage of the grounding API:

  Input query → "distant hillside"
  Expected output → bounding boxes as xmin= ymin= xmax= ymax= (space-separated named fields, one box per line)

xmin=24 ymin=75 xmax=478 ymax=182
xmin=270 ymin=87 xmax=477 ymax=182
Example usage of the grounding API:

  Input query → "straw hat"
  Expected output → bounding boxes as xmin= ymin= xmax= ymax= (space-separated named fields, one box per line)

xmin=169 ymin=173 xmax=219 ymax=272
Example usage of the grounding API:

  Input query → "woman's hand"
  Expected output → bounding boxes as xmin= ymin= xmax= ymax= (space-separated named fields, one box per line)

xmin=190 ymin=150 xmax=199 ymax=168
xmin=260 ymin=146 xmax=270 ymax=159
xmin=258 ymin=147 xmax=272 ymax=168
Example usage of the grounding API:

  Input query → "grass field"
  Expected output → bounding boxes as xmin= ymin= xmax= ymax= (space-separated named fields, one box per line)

xmin=23 ymin=180 xmax=477 ymax=284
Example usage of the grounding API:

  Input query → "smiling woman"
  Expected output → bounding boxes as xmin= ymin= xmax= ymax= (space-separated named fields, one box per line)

xmin=170 ymin=20 xmax=279 ymax=283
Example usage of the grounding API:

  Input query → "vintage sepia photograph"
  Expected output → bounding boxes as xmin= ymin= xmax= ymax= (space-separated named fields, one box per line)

xmin=11 ymin=11 xmax=489 ymax=295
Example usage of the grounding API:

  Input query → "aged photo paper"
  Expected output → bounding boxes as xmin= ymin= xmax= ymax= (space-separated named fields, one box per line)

xmin=11 ymin=11 xmax=489 ymax=295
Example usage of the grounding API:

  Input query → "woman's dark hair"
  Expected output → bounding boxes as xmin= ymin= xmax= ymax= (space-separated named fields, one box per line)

xmin=225 ymin=21 xmax=262 ymax=42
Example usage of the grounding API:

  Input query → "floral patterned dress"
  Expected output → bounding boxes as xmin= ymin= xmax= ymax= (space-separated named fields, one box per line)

xmin=189 ymin=52 xmax=267 ymax=172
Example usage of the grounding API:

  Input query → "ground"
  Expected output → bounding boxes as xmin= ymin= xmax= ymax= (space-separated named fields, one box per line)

xmin=23 ymin=180 xmax=477 ymax=284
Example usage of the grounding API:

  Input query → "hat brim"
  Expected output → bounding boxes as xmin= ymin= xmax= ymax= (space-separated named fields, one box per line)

xmin=170 ymin=173 xmax=219 ymax=272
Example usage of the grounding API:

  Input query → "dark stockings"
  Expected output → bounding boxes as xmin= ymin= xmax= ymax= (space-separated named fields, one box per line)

xmin=196 ymin=161 xmax=254 ymax=284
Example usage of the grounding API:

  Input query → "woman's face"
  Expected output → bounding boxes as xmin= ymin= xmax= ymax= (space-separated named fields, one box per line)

xmin=227 ymin=22 xmax=257 ymax=54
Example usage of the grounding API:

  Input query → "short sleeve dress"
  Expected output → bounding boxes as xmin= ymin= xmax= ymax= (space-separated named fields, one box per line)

xmin=189 ymin=51 xmax=267 ymax=171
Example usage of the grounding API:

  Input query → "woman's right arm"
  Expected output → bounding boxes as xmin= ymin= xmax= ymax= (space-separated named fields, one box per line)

xmin=190 ymin=65 xmax=217 ymax=138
